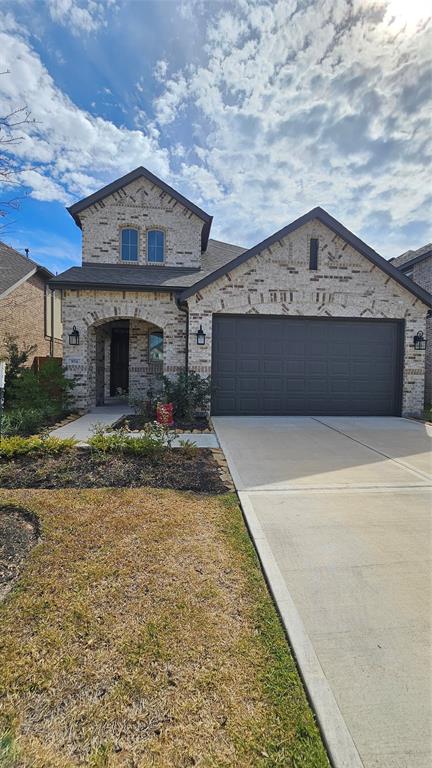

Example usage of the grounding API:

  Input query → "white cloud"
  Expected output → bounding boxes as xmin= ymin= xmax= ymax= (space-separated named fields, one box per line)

xmin=150 ymin=0 xmax=432 ymax=256
xmin=46 ymin=0 xmax=114 ymax=34
xmin=0 ymin=23 xmax=171 ymax=204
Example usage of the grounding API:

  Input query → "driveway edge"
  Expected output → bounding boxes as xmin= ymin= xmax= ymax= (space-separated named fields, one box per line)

xmin=238 ymin=490 xmax=364 ymax=768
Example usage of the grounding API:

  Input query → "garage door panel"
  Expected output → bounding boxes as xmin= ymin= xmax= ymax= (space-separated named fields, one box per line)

xmin=211 ymin=316 xmax=402 ymax=416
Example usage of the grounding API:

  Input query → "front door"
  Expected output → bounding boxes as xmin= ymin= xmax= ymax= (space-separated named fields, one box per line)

xmin=110 ymin=326 xmax=129 ymax=396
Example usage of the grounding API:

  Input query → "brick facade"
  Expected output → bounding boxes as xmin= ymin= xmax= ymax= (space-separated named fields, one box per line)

xmin=187 ymin=220 xmax=428 ymax=416
xmin=62 ymin=289 xmax=185 ymax=410
xmin=0 ymin=273 xmax=62 ymax=361
xmin=61 ymin=180 xmax=429 ymax=415
xmin=79 ymin=176 xmax=203 ymax=268
xmin=409 ymin=257 xmax=431 ymax=404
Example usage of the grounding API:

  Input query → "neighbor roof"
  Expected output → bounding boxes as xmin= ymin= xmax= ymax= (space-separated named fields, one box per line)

xmin=49 ymin=239 xmax=246 ymax=292
xmin=67 ymin=166 xmax=213 ymax=252
xmin=390 ymin=243 xmax=432 ymax=272
xmin=0 ymin=240 xmax=53 ymax=298
xmin=179 ymin=207 xmax=432 ymax=307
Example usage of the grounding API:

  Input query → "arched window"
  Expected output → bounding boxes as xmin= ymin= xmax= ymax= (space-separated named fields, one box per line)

xmin=121 ymin=228 xmax=138 ymax=261
xmin=147 ymin=229 xmax=165 ymax=263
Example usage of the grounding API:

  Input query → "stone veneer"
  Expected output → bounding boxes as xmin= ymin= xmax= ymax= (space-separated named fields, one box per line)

xmin=79 ymin=176 xmax=203 ymax=268
xmin=186 ymin=220 xmax=428 ymax=416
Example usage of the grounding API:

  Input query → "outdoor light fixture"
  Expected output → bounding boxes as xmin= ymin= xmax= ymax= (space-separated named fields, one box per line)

xmin=196 ymin=324 xmax=206 ymax=345
xmin=69 ymin=325 xmax=80 ymax=346
xmin=413 ymin=330 xmax=427 ymax=351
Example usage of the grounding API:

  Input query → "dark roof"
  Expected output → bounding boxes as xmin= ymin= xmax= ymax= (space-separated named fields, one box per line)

xmin=0 ymin=240 xmax=53 ymax=297
xmin=390 ymin=243 xmax=432 ymax=272
xmin=49 ymin=238 xmax=246 ymax=291
xmin=179 ymin=207 xmax=432 ymax=307
xmin=67 ymin=166 xmax=213 ymax=252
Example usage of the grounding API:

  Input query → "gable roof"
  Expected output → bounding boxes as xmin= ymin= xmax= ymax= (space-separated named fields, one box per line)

xmin=67 ymin=166 xmax=213 ymax=251
xmin=390 ymin=243 xmax=432 ymax=272
xmin=179 ymin=207 xmax=432 ymax=307
xmin=49 ymin=239 xmax=246 ymax=291
xmin=0 ymin=240 xmax=53 ymax=299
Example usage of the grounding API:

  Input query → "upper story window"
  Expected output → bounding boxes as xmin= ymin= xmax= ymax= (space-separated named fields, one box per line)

xmin=121 ymin=228 xmax=138 ymax=261
xmin=147 ymin=229 xmax=165 ymax=263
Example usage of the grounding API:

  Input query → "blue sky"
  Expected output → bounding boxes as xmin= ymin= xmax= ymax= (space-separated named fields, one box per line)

xmin=0 ymin=0 xmax=431 ymax=274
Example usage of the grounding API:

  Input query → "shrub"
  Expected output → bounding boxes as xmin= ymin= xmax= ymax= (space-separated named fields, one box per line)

xmin=8 ymin=361 xmax=73 ymax=413
xmin=88 ymin=422 xmax=172 ymax=456
xmin=0 ymin=435 xmax=76 ymax=459
xmin=2 ymin=335 xmax=37 ymax=408
xmin=177 ymin=438 xmax=198 ymax=458
xmin=1 ymin=408 xmax=47 ymax=437
xmin=162 ymin=371 xmax=211 ymax=421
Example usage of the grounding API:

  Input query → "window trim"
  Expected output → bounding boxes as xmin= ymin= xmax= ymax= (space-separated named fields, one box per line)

xmin=120 ymin=226 xmax=139 ymax=262
xmin=146 ymin=228 xmax=165 ymax=264
xmin=148 ymin=329 xmax=164 ymax=363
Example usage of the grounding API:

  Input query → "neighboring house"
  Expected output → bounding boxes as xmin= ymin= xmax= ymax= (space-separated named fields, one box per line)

xmin=0 ymin=241 xmax=62 ymax=362
xmin=391 ymin=244 xmax=432 ymax=404
xmin=50 ymin=166 xmax=431 ymax=417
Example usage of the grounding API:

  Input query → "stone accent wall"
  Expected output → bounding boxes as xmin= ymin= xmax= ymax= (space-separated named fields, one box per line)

xmin=186 ymin=220 xmax=428 ymax=416
xmin=62 ymin=288 xmax=185 ymax=410
xmin=410 ymin=257 xmax=431 ymax=404
xmin=79 ymin=176 xmax=203 ymax=268
xmin=0 ymin=274 xmax=62 ymax=362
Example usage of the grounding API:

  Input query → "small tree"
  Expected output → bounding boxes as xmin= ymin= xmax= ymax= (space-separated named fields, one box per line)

xmin=2 ymin=334 xmax=36 ymax=408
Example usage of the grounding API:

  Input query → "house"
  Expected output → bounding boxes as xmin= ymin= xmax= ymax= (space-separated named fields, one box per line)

xmin=391 ymin=244 xmax=432 ymax=404
xmin=49 ymin=166 xmax=431 ymax=417
xmin=0 ymin=241 xmax=62 ymax=362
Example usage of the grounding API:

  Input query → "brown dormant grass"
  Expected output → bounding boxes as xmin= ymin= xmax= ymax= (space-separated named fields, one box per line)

xmin=0 ymin=488 xmax=327 ymax=768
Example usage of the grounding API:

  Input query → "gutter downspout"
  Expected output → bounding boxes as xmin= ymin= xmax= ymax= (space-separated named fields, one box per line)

xmin=175 ymin=295 xmax=189 ymax=375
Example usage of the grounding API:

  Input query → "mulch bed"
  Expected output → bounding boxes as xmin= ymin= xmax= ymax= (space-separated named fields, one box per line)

xmin=113 ymin=414 xmax=211 ymax=432
xmin=0 ymin=449 xmax=228 ymax=493
xmin=0 ymin=505 xmax=40 ymax=600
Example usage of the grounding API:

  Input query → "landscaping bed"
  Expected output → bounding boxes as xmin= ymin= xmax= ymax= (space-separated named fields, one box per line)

xmin=0 ymin=448 xmax=228 ymax=492
xmin=113 ymin=414 xmax=211 ymax=432
xmin=0 ymin=488 xmax=328 ymax=767
xmin=0 ymin=505 xmax=40 ymax=601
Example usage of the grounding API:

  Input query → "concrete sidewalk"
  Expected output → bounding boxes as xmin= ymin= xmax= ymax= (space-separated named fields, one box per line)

xmin=50 ymin=406 xmax=219 ymax=447
xmin=214 ymin=416 xmax=432 ymax=768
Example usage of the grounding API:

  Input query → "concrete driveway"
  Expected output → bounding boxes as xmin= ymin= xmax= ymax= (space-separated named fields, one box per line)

xmin=213 ymin=416 xmax=432 ymax=768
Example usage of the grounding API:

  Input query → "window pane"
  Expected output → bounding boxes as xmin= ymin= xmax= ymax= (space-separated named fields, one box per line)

xmin=149 ymin=331 xmax=163 ymax=361
xmin=148 ymin=230 xmax=164 ymax=263
xmin=121 ymin=228 xmax=138 ymax=261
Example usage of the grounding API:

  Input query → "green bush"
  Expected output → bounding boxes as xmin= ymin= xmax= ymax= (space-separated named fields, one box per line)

xmin=2 ymin=335 xmax=37 ymax=409
xmin=88 ymin=422 xmax=171 ymax=456
xmin=1 ymin=408 xmax=48 ymax=437
xmin=9 ymin=360 xmax=73 ymax=413
xmin=0 ymin=435 xmax=77 ymax=459
xmin=162 ymin=371 xmax=211 ymax=420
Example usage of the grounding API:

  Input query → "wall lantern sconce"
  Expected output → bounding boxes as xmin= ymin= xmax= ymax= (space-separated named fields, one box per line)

xmin=413 ymin=330 xmax=426 ymax=351
xmin=196 ymin=324 xmax=206 ymax=346
xmin=69 ymin=325 xmax=80 ymax=346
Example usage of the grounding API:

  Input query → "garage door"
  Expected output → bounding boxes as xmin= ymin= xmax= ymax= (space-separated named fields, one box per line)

xmin=211 ymin=315 xmax=403 ymax=416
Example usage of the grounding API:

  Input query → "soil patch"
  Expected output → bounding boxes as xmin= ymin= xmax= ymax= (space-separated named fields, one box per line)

xmin=0 ymin=449 xmax=228 ymax=492
xmin=113 ymin=414 xmax=211 ymax=432
xmin=0 ymin=505 xmax=40 ymax=600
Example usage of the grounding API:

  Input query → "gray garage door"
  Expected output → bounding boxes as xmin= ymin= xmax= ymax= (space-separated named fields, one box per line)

xmin=211 ymin=315 xmax=403 ymax=416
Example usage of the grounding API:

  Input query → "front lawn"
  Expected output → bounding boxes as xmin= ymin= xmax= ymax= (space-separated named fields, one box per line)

xmin=0 ymin=489 xmax=328 ymax=768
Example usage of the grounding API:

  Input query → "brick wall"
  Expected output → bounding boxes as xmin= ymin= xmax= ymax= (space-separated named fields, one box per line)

xmin=62 ymin=288 xmax=185 ymax=409
xmin=187 ymin=219 xmax=428 ymax=416
xmin=79 ymin=176 xmax=203 ymax=268
xmin=411 ymin=257 xmax=431 ymax=404
xmin=0 ymin=274 xmax=62 ymax=362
